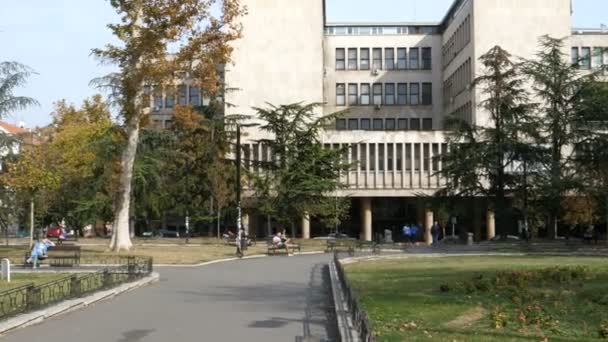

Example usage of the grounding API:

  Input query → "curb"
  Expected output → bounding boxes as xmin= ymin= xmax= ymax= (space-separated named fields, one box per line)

xmin=154 ymin=250 xmax=326 ymax=268
xmin=328 ymin=259 xmax=359 ymax=342
xmin=0 ymin=272 xmax=159 ymax=336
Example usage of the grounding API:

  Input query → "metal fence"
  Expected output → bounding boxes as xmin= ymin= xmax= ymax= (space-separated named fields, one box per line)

xmin=333 ymin=252 xmax=375 ymax=342
xmin=0 ymin=256 xmax=153 ymax=320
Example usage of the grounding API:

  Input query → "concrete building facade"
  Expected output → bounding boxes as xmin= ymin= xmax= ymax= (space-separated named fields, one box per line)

xmin=153 ymin=0 xmax=608 ymax=242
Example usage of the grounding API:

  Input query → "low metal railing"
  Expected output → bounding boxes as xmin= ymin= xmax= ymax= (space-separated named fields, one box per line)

xmin=0 ymin=256 xmax=153 ymax=320
xmin=333 ymin=252 xmax=375 ymax=341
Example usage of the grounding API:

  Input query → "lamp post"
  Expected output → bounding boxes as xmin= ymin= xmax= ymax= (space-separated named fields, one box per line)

xmin=185 ymin=159 xmax=190 ymax=244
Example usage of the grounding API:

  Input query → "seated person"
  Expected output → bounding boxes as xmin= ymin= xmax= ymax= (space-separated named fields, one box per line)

xmin=58 ymin=228 xmax=68 ymax=243
xmin=272 ymin=232 xmax=287 ymax=249
xmin=27 ymin=239 xmax=49 ymax=268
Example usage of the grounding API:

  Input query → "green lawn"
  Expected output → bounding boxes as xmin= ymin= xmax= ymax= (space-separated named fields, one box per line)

xmin=0 ymin=273 xmax=71 ymax=291
xmin=344 ymin=256 xmax=608 ymax=341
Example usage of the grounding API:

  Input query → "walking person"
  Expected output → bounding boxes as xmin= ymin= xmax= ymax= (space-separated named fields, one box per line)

xmin=236 ymin=227 xmax=246 ymax=258
xmin=431 ymin=221 xmax=440 ymax=247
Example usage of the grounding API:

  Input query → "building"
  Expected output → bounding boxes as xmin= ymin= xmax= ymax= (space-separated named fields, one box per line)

xmin=152 ymin=0 xmax=608 ymax=241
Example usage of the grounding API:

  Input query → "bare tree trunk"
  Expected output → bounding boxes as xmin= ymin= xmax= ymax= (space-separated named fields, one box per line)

xmin=216 ymin=207 xmax=221 ymax=240
xmin=110 ymin=121 xmax=139 ymax=251
xmin=29 ymin=198 xmax=34 ymax=248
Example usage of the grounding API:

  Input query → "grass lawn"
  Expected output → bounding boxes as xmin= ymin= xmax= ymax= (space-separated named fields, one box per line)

xmin=0 ymin=273 xmax=71 ymax=291
xmin=344 ymin=256 xmax=608 ymax=341
xmin=0 ymin=238 xmax=327 ymax=265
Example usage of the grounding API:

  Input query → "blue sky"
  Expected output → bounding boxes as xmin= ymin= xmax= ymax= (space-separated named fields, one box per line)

xmin=1 ymin=0 xmax=606 ymax=127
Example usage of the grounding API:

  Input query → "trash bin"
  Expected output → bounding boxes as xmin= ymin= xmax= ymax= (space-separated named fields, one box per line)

xmin=467 ymin=233 xmax=474 ymax=246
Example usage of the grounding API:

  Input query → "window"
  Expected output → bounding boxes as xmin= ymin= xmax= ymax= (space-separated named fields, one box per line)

xmin=336 ymin=48 xmax=345 ymax=70
xmin=593 ymin=47 xmax=603 ymax=68
xmin=422 ymin=118 xmax=433 ymax=131
xmin=165 ymin=93 xmax=175 ymax=108
xmin=360 ymin=48 xmax=370 ymax=70
xmin=423 ymin=144 xmax=430 ymax=171
xmin=178 ymin=85 xmax=188 ymax=105
xmin=410 ymin=83 xmax=420 ymax=105
xmin=373 ymin=118 xmax=383 ymax=130
xmin=350 ymin=145 xmax=358 ymax=170
xmin=398 ymin=118 xmax=408 ymax=130
xmin=422 ymin=47 xmax=432 ymax=70
xmin=336 ymin=119 xmax=347 ymax=130
xmin=410 ymin=118 xmax=421 ymax=130
xmin=581 ymin=47 xmax=591 ymax=69
xmin=153 ymin=87 xmax=163 ymax=109
xmin=348 ymin=48 xmax=358 ymax=70
xmin=397 ymin=83 xmax=407 ymax=105
xmin=348 ymin=119 xmax=359 ymax=130
xmin=369 ymin=144 xmax=376 ymax=171
xmin=397 ymin=48 xmax=407 ymax=69
xmin=409 ymin=48 xmax=419 ymax=69
xmin=373 ymin=83 xmax=383 ymax=105
xmin=385 ymin=118 xmax=396 ymax=130
xmin=164 ymin=120 xmax=173 ymax=129
xmin=432 ymin=144 xmax=439 ymax=171
xmin=360 ymin=144 xmax=367 ymax=170
xmin=385 ymin=83 xmax=395 ymax=105
xmin=361 ymin=119 xmax=371 ymax=130
xmin=360 ymin=83 xmax=371 ymax=105
xmin=336 ymin=84 xmax=346 ymax=106
xmin=348 ymin=84 xmax=358 ymax=105
xmin=385 ymin=48 xmax=395 ymax=70
xmin=189 ymin=87 xmax=201 ymax=106
xmin=378 ymin=144 xmax=385 ymax=171
xmin=387 ymin=144 xmax=394 ymax=171
xmin=405 ymin=143 xmax=412 ymax=171
xmin=373 ymin=48 xmax=382 ymax=70
xmin=396 ymin=144 xmax=403 ymax=171
xmin=571 ymin=47 xmax=579 ymax=66
xmin=414 ymin=144 xmax=420 ymax=171
xmin=604 ymin=48 xmax=608 ymax=66
xmin=422 ymin=83 xmax=432 ymax=105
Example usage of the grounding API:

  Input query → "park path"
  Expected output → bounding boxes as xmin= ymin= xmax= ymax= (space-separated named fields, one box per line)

xmin=1 ymin=254 xmax=338 ymax=342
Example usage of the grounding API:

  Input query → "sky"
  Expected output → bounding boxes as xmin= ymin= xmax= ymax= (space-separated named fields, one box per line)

xmin=1 ymin=0 xmax=607 ymax=128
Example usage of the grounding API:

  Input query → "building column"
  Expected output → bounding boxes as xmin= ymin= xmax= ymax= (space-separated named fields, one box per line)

xmin=425 ymin=208 xmax=434 ymax=246
xmin=301 ymin=212 xmax=310 ymax=239
xmin=487 ymin=209 xmax=496 ymax=240
xmin=361 ymin=198 xmax=372 ymax=241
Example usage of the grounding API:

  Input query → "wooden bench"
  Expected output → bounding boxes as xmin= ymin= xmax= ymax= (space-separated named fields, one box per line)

xmin=326 ymin=239 xmax=356 ymax=255
xmin=25 ymin=245 xmax=81 ymax=267
xmin=266 ymin=240 xmax=301 ymax=255
xmin=356 ymin=241 xmax=379 ymax=253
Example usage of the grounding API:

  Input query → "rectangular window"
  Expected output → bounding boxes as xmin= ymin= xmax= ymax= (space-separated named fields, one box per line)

xmin=369 ymin=144 xmax=376 ymax=171
xmin=421 ymin=83 xmax=432 ymax=105
xmin=397 ymin=83 xmax=407 ymax=105
xmin=336 ymin=48 xmax=345 ymax=70
xmin=397 ymin=48 xmax=407 ymax=69
xmin=387 ymin=144 xmax=394 ymax=171
xmin=348 ymin=119 xmax=359 ymax=130
xmin=165 ymin=93 xmax=175 ymax=108
xmin=189 ymin=87 xmax=201 ymax=106
xmin=432 ymin=144 xmax=439 ymax=171
xmin=373 ymin=118 xmax=383 ymax=130
xmin=571 ymin=47 xmax=579 ymax=66
xmin=252 ymin=144 xmax=259 ymax=172
xmin=336 ymin=84 xmax=346 ymax=106
xmin=422 ymin=118 xmax=433 ymax=131
xmin=360 ymin=83 xmax=371 ymax=105
xmin=360 ymin=48 xmax=370 ymax=70
xmin=348 ymin=83 xmax=358 ymax=105
xmin=360 ymin=144 xmax=367 ymax=170
xmin=385 ymin=118 xmax=396 ymax=130
xmin=385 ymin=48 xmax=395 ymax=70
xmin=350 ymin=145 xmax=358 ymax=171
xmin=361 ymin=119 xmax=371 ymax=130
xmin=410 ymin=83 xmax=420 ymax=105
xmin=348 ymin=48 xmax=358 ymax=70
xmin=178 ymin=85 xmax=188 ymax=105
xmin=373 ymin=83 xmax=383 ymax=105
xmin=593 ymin=47 xmax=603 ymax=68
xmin=398 ymin=118 xmax=408 ymax=130
xmin=373 ymin=48 xmax=382 ymax=70
xmin=414 ymin=144 xmax=421 ymax=171
xmin=410 ymin=118 xmax=421 ymax=130
xmin=396 ymin=144 xmax=403 ymax=171
xmin=409 ymin=47 xmax=419 ymax=69
xmin=423 ymin=144 xmax=430 ymax=171
xmin=243 ymin=145 xmax=251 ymax=170
xmin=378 ymin=144 xmax=385 ymax=171
xmin=153 ymin=87 xmax=163 ymax=109
xmin=421 ymin=47 xmax=432 ymax=70
xmin=604 ymin=48 xmax=608 ymax=66
xmin=581 ymin=47 xmax=591 ymax=69
xmin=336 ymin=119 xmax=346 ymax=130
xmin=405 ymin=143 xmax=412 ymax=171
xmin=385 ymin=83 xmax=395 ymax=105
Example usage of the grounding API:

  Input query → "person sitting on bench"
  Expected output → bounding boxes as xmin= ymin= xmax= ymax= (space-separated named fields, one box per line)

xmin=27 ymin=238 xmax=55 ymax=268
xmin=584 ymin=225 xmax=597 ymax=244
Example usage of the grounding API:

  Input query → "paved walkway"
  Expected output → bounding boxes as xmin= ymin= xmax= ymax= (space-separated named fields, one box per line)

xmin=1 ymin=254 xmax=338 ymax=342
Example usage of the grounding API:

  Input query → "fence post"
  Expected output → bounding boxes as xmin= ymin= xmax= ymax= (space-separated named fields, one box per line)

xmin=70 ymin=275 xmax=80 ymax=298
xmin=148 ymin=257 xmax=153 ymax=274
xmin=25 ymin=284 xmax=39 ymax=311
xmin=103 ymin=269 xmax=112 ymax=288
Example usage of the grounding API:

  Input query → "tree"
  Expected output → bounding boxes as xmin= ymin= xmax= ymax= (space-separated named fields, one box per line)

xmin=92 ymin=0 xmax=244 ymax=251
xmin=439 ymin=46 xmax=536 ymax=237
xmin=0 ymin=62 xmax=39 ymax=115
xmin=251 ymin=103 xmax=350 ymax=238
xmin=521 ymin=36 xmax=598 ymax=238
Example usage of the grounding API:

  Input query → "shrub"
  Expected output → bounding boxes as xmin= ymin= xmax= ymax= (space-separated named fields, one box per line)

xmin=600 ymin=320 xmax=608 ymax=339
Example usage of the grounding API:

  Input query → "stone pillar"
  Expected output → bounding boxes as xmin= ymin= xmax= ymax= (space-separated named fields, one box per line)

xmin=487 ymin=209 xmax=496 ymax=240
xmin=361 ymin=198 xmax=372 ymax=241
xmin=301 ymin=212 xmax=310 ymax=239
xmin=425 ymin=208 xmax=434 ymax=246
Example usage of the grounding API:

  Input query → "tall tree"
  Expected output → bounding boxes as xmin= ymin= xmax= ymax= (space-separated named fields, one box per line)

xmin=252 ymin=103 xmax=350 ymax=238
xmin=439 ymin=46 xmax=536 ymax=237
xmin=93 ymin=0 xmax=244 ymax=251
xmin=0 ymin=62 xmax=38 ymax=115
xmin=521 ymin=36 xmax=597 ymax=238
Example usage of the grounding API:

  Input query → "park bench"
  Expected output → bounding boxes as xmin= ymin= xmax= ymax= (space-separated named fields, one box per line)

xmin=325 ymin=239 xmax=356 ymax=255
xmin=24 ymin=245 xmax=81 ymax=267
xmin=356 ymin=240 xmax=379 ymax=254
xmin=266 ymin=239 xmax=301 ymax=255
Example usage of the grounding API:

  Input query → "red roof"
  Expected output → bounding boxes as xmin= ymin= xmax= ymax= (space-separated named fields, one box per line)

xmin=0 ymin=121 xmax=28 ymax=135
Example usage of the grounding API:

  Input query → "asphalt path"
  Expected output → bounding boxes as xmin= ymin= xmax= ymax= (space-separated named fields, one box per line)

xmin=2 ymin=254 xmax=338 ymax=342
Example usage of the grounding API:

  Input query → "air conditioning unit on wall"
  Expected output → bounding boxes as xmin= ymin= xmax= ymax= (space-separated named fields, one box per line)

xmin=374 ymin=104 xmax=381 ymax=110
xmin=372 ymin=69 xmax=379 ymax=76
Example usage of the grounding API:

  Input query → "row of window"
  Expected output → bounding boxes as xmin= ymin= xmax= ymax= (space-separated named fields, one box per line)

xmin=450 ymin=101 xmax=473 ymax=124
xmin=146 ymin=85 xmax=207 ymax=110
xmin=325 ymin=26 xmax=439 ymax=36
xmin=335 ymin=47 xmax=432 ymax=71
xmin=443 ymin=58 xmax=472 ymax=106
xmin=336 ymin=83 xmax=433 ymax=106
xmin=442 ymin=15 xmax=471 ymax=68
xmin=335 ymin=117 xmax=433 ymax=131
xmin=571 ymin=47 xmax=608 ymax=69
